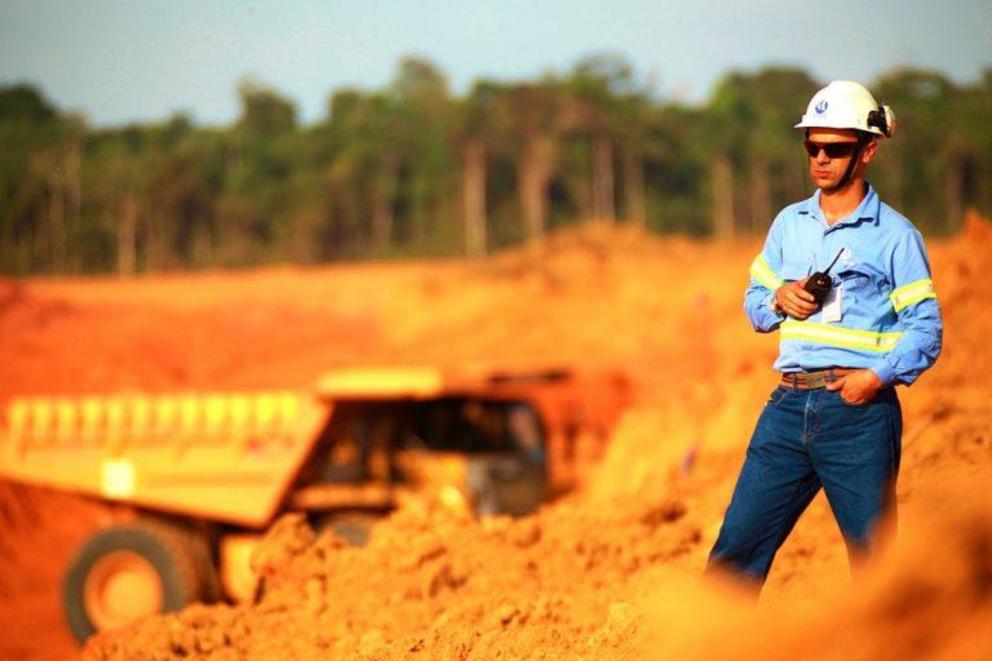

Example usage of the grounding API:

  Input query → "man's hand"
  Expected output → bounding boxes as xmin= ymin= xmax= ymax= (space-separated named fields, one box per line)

xmin=826 ymin=369 xmax=884 ymax=405
xmin=774 ymin=278 xmax=818 ymax=320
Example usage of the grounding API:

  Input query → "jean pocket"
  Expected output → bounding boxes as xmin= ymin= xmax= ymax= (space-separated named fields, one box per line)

xmin=838 ymin=390 xmax=872 ymax=408
xmin=768 ymin=386 xmax=791 ymax=406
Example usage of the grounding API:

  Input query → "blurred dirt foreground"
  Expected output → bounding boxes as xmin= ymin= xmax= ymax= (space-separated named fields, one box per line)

xmin=2 ymin=215 xmax=991 ymax=660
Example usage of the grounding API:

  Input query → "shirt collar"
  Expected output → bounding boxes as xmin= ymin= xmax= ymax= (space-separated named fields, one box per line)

xmin=801 ymin=183 xmax=880 ymax=228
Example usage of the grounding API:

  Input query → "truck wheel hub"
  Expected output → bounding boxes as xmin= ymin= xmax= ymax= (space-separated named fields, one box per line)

xmin=83 ymin=550 xmax=164 ymax=631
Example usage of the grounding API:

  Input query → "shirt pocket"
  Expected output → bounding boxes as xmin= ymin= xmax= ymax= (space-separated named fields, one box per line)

xmin=837 ymin=262 xmax=887 ymax=293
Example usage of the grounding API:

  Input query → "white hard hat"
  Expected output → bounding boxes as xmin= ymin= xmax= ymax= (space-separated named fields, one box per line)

xmin=795 ymin=80 xmax=896 ymax=138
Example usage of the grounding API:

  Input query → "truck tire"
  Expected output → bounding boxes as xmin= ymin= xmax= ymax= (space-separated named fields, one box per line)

xmin=189 ymin=531 xmax=222 ymax=603
xmin=62 ymin=519 xmax=203 ymax=643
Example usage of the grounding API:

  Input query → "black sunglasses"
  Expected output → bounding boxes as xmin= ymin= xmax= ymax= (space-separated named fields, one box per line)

xmin=804 ymin=140 xmax=860 ymax=159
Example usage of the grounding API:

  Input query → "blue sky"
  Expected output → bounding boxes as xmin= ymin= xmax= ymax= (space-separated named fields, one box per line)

xmin=1 ymin=0 xmax=989 ymax=127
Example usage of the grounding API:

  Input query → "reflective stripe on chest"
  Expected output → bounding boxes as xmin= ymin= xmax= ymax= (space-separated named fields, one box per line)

xmin=780 ymin=320 xmax=903 ymax=352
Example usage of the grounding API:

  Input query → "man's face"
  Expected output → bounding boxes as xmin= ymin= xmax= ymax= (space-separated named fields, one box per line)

xmin=805 ymin=127 xmax=876 ymax=191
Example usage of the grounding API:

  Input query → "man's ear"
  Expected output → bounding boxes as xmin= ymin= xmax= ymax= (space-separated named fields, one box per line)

xmin=861 ymin=138 xmax=878 ymax=165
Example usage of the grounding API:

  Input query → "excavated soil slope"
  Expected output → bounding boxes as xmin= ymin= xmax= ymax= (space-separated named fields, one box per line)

xmin=1 ymin=214 xmax=990 ymax=660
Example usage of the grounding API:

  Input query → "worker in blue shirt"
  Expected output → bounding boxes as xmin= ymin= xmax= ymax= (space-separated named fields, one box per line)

xmin=706 ymin=81 xmax=943 ymax=588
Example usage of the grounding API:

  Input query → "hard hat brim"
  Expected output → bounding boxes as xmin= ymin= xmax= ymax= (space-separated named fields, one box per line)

xmin=794 ymin=117 xmax=885 ymax=136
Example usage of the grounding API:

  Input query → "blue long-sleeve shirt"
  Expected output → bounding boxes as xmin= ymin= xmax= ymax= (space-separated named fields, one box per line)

xmin=745 ymin=184 xmax=942 ymax=386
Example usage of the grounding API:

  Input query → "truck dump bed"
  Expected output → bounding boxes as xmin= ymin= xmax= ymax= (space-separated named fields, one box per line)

xmin=0 ymin=365 xmax=630 ymax=525
xmin=0 ymin=391 xmax=330 ymax=528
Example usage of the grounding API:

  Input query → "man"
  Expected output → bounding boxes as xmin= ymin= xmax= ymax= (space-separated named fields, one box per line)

xmin=706 ymin=81 xmax=943 ymax=587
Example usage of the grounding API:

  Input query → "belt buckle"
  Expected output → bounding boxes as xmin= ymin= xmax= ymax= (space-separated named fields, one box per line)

xmin=805 ymin=371 xmax=828 ymax=389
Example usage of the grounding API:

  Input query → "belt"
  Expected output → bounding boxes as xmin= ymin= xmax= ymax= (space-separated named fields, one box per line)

xmin=780 ymin=368 xmax=858 ymax=390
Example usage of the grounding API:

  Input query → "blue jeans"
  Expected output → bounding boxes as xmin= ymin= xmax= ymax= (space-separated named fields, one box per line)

xmin=707 ymin=384 xmax=902 ymax=585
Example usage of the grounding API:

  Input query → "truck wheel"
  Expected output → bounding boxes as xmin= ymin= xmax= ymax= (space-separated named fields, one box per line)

xmin=62 ymin=520 xmax=203 ymax=643
xmin=191 ymin=533 xmax=222 ymax=603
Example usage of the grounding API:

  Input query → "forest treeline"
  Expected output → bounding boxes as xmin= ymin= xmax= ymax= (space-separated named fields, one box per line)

xmin=2 ymin=56 xmax=990 ymax=275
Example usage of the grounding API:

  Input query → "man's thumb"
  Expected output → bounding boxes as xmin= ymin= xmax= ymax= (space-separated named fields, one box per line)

xmin=826 ymin=376 xmax=845 ymax=391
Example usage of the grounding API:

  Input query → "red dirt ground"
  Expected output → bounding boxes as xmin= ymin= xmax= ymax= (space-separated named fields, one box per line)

xmin=1 ymin=213 xmax=990 ymax=660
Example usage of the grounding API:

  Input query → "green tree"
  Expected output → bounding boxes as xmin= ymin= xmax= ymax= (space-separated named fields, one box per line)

xmin=219 ymin=80 xmax=301 ymax=265
xmin=506 ymin=80 xmax=561 ymax=239
xmin=388 ymin=57 xmax=455 ymax=253
xmin=454 ymin=80 xmax=510 ymax=256
xmin=873 ymin=69 xmax=963 ymax=232
xmin=562 ymin=53 xmax=640 ymax=221
xmin=706 ymin=68 xmax=819 ymax=236
xmin=0 ymin=86 xmax=90 ymax=274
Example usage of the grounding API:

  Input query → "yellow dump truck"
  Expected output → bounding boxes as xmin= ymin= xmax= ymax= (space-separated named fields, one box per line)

xmin=0 ymin=365 xmax=629 ymax=642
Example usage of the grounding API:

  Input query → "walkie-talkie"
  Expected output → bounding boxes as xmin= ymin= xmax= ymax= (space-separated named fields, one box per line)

xmin=804 ymin=249 xmax=844 ymax=306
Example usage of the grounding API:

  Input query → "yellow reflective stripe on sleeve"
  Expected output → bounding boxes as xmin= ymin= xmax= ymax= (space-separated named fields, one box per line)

xmin=889 ymin=278 xmax=936 ymax=312
xmin=749 ymin=254 xmax=783 ymax=291
xmin=780 ymin=320 xmax=903 ymax=353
